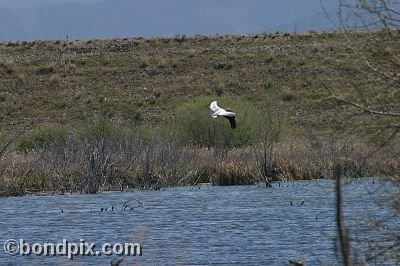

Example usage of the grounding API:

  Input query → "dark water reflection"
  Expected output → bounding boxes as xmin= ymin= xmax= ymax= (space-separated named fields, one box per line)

xmin=0 ymin=179 xmax=396 ymax=265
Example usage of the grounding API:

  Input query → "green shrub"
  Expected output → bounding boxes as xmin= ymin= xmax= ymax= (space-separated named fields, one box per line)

xmin=16 ymin=125 xmax=68 ymax=152
xmin=78 ymin=119 xmax=116 ymax=140
xmin=174 ymin=96 xmax=265 ymax=148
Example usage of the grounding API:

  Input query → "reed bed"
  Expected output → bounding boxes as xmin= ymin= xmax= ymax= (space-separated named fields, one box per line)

xmin=0 ymin=128 xmax=397 ymax=197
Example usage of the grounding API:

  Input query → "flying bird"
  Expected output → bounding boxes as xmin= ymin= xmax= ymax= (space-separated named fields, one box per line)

xmin=209 ymin=101 xmax=236 ymax=129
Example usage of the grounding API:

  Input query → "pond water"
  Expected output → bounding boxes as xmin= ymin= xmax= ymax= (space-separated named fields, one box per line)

xmin=0 ymin=179 xmax=397 ymax=265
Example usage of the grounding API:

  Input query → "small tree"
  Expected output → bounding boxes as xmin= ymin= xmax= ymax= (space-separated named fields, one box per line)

xmin=255 ymin=109 xmax=281 ymax=187
xmin=330 ymin=1 xmax=400 ymax=264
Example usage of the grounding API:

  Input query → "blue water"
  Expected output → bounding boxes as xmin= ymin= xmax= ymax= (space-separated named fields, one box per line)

xmin=0 ymin=179 xmax=397 ymax=265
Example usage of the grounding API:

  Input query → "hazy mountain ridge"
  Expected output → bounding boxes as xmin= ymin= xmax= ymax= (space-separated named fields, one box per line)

xmin=0 ymin=0 xmax=338 ymax=41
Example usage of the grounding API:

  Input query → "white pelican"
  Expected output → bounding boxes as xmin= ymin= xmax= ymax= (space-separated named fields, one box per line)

xmin=209 ymin=101 xmax=236 ymax=129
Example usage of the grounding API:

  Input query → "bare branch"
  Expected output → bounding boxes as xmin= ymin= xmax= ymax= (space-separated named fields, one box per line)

xmin=361 ymin=126 xmax=400 ymax=166
xmin=330 ymin=95 xmax=400 ymax=117
xmin=0 ymin=133 xmax=21 ymax=158
xmin=316 ymin=74 xmax=400 ymax=117
xmin=366 ymin=236 xmax=400 ymax=262
xmin=365 ymin=60 xmax=400 ymax=84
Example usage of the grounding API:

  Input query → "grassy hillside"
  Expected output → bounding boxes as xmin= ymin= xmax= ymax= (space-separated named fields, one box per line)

xmin=0 ymin=31 xmax=397 ymax=136
xmin=0 ymin=31 xmax=399 ymax=195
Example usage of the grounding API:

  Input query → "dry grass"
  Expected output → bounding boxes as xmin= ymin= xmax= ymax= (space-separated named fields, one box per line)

xmin=1 ymin=129 xmax=396 ymax=196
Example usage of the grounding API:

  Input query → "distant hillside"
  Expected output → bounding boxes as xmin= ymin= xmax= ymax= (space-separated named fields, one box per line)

xmin=0 ymin=0 xmax=338 ymax=41
xmin=1 ymin=30 xmax=398 ymax=139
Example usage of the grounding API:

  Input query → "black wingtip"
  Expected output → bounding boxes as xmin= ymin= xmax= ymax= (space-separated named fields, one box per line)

xmin=224 ymin=116 xmax=236 ymax=129
xmin=231 ymin=117 xmax=236 ymax=129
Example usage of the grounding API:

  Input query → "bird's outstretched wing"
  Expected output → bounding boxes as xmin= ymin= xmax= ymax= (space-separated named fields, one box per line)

xmin=225 ymin=116 xmax=236 ymax=129
xmin=209 ymin=101 xmax=220 ymax=113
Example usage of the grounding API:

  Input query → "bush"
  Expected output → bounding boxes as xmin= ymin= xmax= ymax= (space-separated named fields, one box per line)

xmin=174 ymin=96 xmax=264 ymax=148
xmin=16 ymin=125 xmax=68 ymax=153
xmin=77 ymin=119 xmax=116 ymax=140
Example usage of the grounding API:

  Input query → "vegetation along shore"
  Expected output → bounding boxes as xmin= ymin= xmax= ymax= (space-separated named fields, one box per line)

xmin=0 ymin=30 xmax=399 ymax=196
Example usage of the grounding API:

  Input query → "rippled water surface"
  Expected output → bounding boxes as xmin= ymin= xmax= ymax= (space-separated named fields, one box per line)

xmin=0 ymin=179 xmax=396 ymax=265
